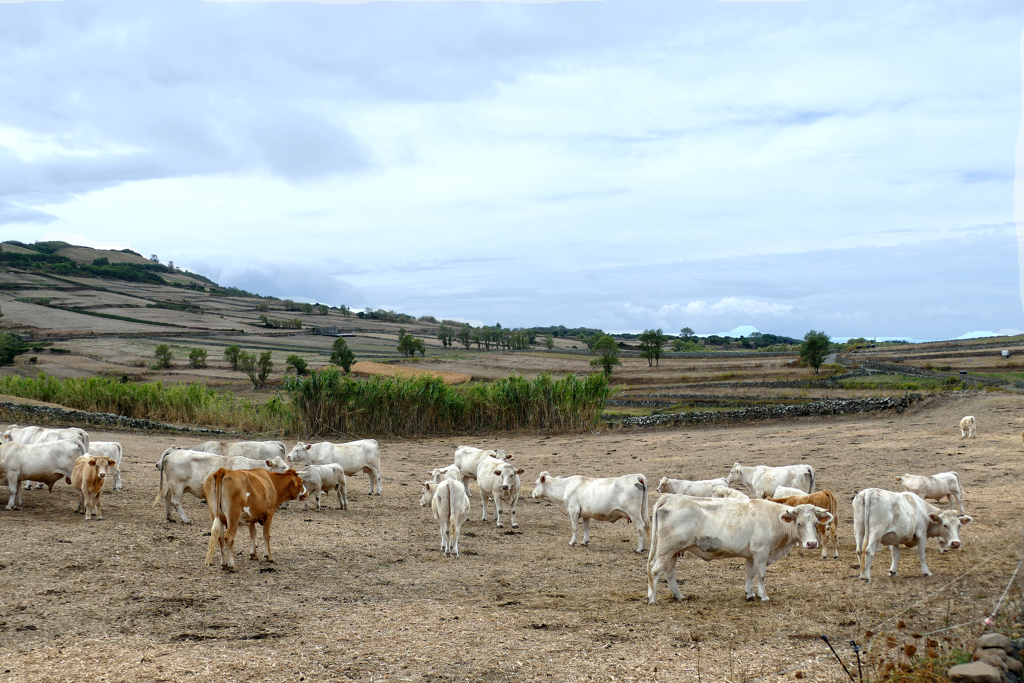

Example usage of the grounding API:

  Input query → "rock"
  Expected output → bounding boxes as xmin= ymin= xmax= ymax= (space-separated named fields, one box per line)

xmin=977 ymin=648 xmax=1010 ymax=663
xmin=948 ymin=661 xmax=1006 ymax=683
xmin=974 ymin=650 xmax=1009 ymax=671
xmin=1008 ymin=657 xmax=1023 ymax=675
xmin=979 ymin=634 xmax=1014 ymax=652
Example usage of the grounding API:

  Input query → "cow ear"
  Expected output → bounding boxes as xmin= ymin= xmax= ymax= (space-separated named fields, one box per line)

xmin=516 ymin=468 xmax=525 ymax=475
xmin=779 ymin=510 xmax=796 ymax=523
xmin=540 ymin=475 xmax=546 ymax=483
xmin=305 ymin=444 xmax=312 ymax=450
xmin=89 ymin=459 xmax=96 ymax=466
xmin=815 ymin=511 xmax=834 ymax=524
xmin=927 ymin=512 xmax=941 ymax=524
xmin=959 ymin=515 xmax=973 ymax=525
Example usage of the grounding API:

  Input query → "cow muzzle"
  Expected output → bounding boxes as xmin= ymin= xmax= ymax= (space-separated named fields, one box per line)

xmin=98 ymin=473 xmax=105 ymax=478
xmin=948 ymin=540 xmax=961 ymax=550
xmin=804 ymin=540 xmax=818 ymax=549
xmin=501 ymin=485 xmax=510 ymax=490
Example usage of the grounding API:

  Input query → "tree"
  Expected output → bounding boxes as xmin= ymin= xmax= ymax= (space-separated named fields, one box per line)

xmin=456 ymin=324 xmax=473 ymax=350
xmin=544 ymin=334 xmax=554 ymax=350
xmin=330 ymin=337 xmax=355 ymax=372
xmin=672 ymin=338 xmax=702 ymax=352
xmin=589 ymin=334 xmax=621 ymax=377
xmin=637 ymin=328 xmax=668 ymax=367
xmin=0 ymin=332 xmax=24 ymax=366
xmin=437 ymin=324 xmax=455 ymax=348
xmin=680 ymin=327 xmax=694 ymax=339
xmin=398 ymin=332 xmax=426 ymax=357
xmin=286 ymin=354 xmax=309 ymax=375
xmin=154 ymin=344 xmax=173 ymax=369
xmin=188 ymin=348 xmax=207 ymax=368
xmin=799 ymin=330 xmax=832 ymax=374
xmin=240 ymin=350 xmax=273 ymax=387
xmin=224 ymin=344 xmax=242 ymax=370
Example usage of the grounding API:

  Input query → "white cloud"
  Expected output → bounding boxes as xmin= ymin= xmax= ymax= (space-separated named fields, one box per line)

xmin=682 ymin=298 xmax=795 ymax=317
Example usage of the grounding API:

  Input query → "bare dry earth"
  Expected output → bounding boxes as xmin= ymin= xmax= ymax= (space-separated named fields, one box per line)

xmin=0 ymin=393 xmax=1022 ymax=683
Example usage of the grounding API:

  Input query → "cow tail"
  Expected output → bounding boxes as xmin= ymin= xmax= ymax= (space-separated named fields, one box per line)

xmin=152 ymin=459 xmax=166 ymax=507
xmin=646 ymin=496 xmax=664 ymax=589
xmin=205 ymin=470 xmax=224 ymax=566
xmin=808 ymin=466 xmax=816 ymax=494
xmin=640 ymin=476 xmax=651 ymax=545
xmin=827 ymin=490 xmax=839 ymax=542
xmin=857 ymin=490 xmax=871 ymax=570
xmin=953 ymin=471 xmax=962 ymax=497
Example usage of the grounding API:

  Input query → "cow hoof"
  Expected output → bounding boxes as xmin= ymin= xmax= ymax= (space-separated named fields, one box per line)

xmin=888 ymin=571 xmax=897 ymax=577
xmin=746 ymin=595 xmax=756 ymax=601
xmin=581 ymin=542 xmax=589 ymax=547
xmin=511 ymin=523 xmax=519 ymax=528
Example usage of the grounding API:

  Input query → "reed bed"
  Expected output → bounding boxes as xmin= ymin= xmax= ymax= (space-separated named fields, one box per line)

xmin=285 ymin=369 xmax=610 ymax=437
xmin=0 ymin=374 xmax=298 ymax=435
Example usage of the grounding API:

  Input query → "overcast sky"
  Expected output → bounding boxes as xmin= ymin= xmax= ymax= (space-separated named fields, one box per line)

xmin=3 ymin=0 xmax=1023 ymax=340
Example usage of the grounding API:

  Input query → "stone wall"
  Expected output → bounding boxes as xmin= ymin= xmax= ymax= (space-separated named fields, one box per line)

xmin=0 ymin=401 xmax=233 ymax=435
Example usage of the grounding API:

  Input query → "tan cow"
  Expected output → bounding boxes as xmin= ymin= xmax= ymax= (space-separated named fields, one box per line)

xmin=768 ymin=489 xmax=840 ymax=559
xmin=204 ymin=468 xmax=308 ymax=571
xmin=71 ymin=455 xmax=111 ymax=521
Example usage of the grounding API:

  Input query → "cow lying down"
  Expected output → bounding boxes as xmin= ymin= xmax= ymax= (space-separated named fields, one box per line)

xmin=647 ymin=496 xmax=833 ymax=603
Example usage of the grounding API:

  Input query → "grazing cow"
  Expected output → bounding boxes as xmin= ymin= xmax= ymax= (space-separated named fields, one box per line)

xmin=430 ymin=464 xmax=463 ymax=483
xmin=88 ymin=442 xmax=123 ymax=492
xmin=711 ymin=486 xmax=750 ymax=500
xmin=475 ymin=457 xmax=524 ymax=528
xmin=531 ymin=471 xmax=651 ymax=552
xmin=71 ymin=455 xmax=110 ymax=521
xmin=153 ymin=448 xmax=289 ymax=524
xmin=287 ymin=440 xmax=382 ymax=495
xmin=647 ymin=496 xmax=833 ymax=603
xmin=453 ymin=446 xmax=512 ymax=502
xmin=959 ymin=416 xmax=975 ymax=439
xmin=420 ymin=478 xmax=471 ymax=558
xmin=297 ymin=464 xmax=348 ymax=511
xmin=204 ymin=468 xmax=307 ymax=571
xmin=0 ymin=439 xmax=86 ymax=510
xmin=853 ymin=488 xmax=972 ymax=582
xmin=768 ymin=490 xmax=841 ymax=559
xmin=772 ymin=486 xmax=809 ymax=499
xmin=656 ymin=477 xmax=728 ymax=497
xmin=896 ymin=472 xmax=965 ymax=515
xmin=727 ymin=463 xmax=815 ymax=499
xmin=3 ymin=426 xmax=90 ymax=490
xmin=188 ymin=440 xmax=286 ymax=459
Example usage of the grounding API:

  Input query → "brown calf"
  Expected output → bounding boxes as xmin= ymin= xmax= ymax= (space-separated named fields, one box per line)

xmin=768 ymin=489 xmax=839 ymax=559
xmin=71 ymin=455 xmax=110 ymax=521
xmin=204 ymin=467 xmax=307 ymax=571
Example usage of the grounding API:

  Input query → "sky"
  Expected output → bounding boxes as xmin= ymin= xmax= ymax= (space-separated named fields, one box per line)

xmin=2 ymin=0 xmax=1023 ymax=340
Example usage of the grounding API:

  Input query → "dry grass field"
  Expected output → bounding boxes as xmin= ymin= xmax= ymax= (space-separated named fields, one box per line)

xmin=1 ymin=392 xmax=1022 ymax=682
xmin=349 ymin=361 xmax=473 ymax=385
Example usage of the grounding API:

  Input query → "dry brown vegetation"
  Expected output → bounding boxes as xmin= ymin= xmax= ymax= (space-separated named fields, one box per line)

xmin=349 ymin=361 xmax=472 ymax=385
xmin=1 ymin=392 xmax=1022 ymax=682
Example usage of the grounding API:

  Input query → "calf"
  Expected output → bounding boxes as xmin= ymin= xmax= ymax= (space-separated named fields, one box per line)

xmin=475 ymin=457 xmax=524 ymax=528
xmin=298 ymin=464 xmax=348 ymax=511
xmin=430 ymin=464 xmax=463 ymax=483
xmin=532 ymin=471 xmax=650 ymax=552
xmin=896 ymin=472 xmax=965 ymax=515
xmin=656 ymin=477 xmax=728 ymax=497
xmin=647 ymin=496 xmax=832 ymax=603
xmin=287 ymin=439 xmax=382 ymax=495
xmin=88 ymin=442 xmax=123 ymax=491
xmin=711 ymin=486 xmax=749 ymax=500
xmin=420 ymin=478 xmax=471 ymax=558
xmin=71 ymin=455 xmax=110 ymax=521
xmin=771 ymin=485 xmax=807 ymax=499
xmin=959 ymin=415 xmax=975 ymax=438
xmin=154 ymin=448 xmax=289 ymax=524
xmin=727 ymin=462 xmax=815 ymax=499
xmin=853 ymin=488 xmax=971 ymax=582
xmin=0 ymin=439 xmax=86 ymax=510
xmin=768 ymin=490 xmax=840 ymax=558
xmin=204 ymin=467 xmax=307 ymax=571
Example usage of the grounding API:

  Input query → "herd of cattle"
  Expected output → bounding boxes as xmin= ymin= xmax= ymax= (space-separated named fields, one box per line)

xmin=0 ymin=416 xmax=979 ymax=604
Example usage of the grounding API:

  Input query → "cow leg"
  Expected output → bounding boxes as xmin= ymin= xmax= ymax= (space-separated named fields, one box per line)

xmin=94 ymin=492 xmax=103 ymax=520
xmin=744 ymin=558 xmax=757 ymax=600
xmin=172 ymin=487 xmax=191 ymax=524
xmin=568 ymin=508 xmax=581 ymax=546
xmin=439 ymin=519 xmax=449 ymax=554
xmin=580 ymin=518 xmax=591 ymax=546
xmin=647 ymin=551 xmax=681 ymax=603
xmin=888 ymin=544 xmax=901 ymax=577
xmin=859 ymin=536 xmax=877 ymax=582
xmin=338 ymin=482 xmax=347 ymax=510
xmin=249 ymin=522 xmax=260 ymax=560
xmin=753 ymin=557 xmax=770 ymax=602
xmin=373 ymin=467 xmax=382 ymax=495
xmin=450 ymin=517 xmax=460 ymax=559
xmin=479 ymin=491 xmax=489 ymax=521
xmin=508 ymin=495 xmax=518 ymax=528
xmin=223 ymin=517 xmax=238 ymax=571
xmin=262 ymin=517 xmax=275 ymax=562
xmin=5 ymin=472 xmax=22 ymax=510
xmin=635 ymin=519 xmax=646 ymax=554
xmin=494 ymin=495 xmax=504 ymax=528
xmin=915 ymin=535 xmax=931 ymax=576
xmin=112 ymin=466 xmax=122 ymax=492
xmin=75 ymin=490 xmax=85 ymax=514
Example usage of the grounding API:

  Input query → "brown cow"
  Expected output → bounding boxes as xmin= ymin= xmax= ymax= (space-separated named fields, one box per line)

xmin=204 ymin=467 xmax=307 ymax=571
xmin=768 ymin=489 xmax=839 ymax=559
xmin=71 ymin=455 xmax=110 ymax=521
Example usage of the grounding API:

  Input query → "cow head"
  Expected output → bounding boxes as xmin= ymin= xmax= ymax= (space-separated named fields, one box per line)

xmin=280 ymin=469 xmax=309 ymax=502
xmin=726 ymin=463 xmax=744 ymax=487
xmin=780 ymin=504 xmax=833 ymax=549
xmin=927 ymin=510 xmax=972 ymax=550
xmin=286 ymin=442 xmax=313 ymax=464
xmin=88 ymin=457 xmax=110 ymax=480
xmin=656 ymin=477 xmax=670 ymax=494
xmin=530 ymin=471 xmax=552 ymax=498
xmin=420 ymin=481 xmax=434 ymax=507
xmin=267 ymin=456 xmax=289 ymax=472
xmin=493 ymin=464 xmax=523 ymax=491
xmin=495 ymin=449 xmax=513 ymax=462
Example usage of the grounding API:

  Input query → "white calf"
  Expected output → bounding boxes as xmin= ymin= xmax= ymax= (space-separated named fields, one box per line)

xmin=430 ymin=464 xmax=463 ymax=483
xmin=771 ymin=486 xmax=808 ymax=499
xmin=298 ymin=464 xmax=348 ymax=511
xmin=656 ymin=477 xmax=728 ymax=497
xmin=420 ymin=479 xmax=471 ymax=558
xmin=959 ymin=416 xmax=975 ymax=439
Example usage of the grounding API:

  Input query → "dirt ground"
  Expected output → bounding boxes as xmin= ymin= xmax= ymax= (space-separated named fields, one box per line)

xmin=1 ymin=393 xmax=1023 ymax=682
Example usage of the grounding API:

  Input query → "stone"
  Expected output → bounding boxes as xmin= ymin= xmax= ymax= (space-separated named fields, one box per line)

xmin=974 ymin=650 xmax=1009 ymax=671
xmin=979 ymin=634 xmax=1014 ymax=652
xmin=977 ymin=648 xmax=1010 ymax=663
xmin=948 ymin=661 xmax=1006 ymax=683
xmin=1008 ymin=658 xmax=1023 ymax=675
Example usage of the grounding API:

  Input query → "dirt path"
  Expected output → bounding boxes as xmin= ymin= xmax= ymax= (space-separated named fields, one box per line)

xmin=0 ymin=393 xmax=1021 ymax=682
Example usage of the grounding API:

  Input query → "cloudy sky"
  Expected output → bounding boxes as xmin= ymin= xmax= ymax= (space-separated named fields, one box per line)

xmin=3 ymin=0 xmax=1023 ymax=340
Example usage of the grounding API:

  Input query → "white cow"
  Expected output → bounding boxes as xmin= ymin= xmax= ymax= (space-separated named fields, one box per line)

xmin=430 ymin=464 xmax=463 ymax=483
xmin=287 ymin=440 xmax=382 ymax=495
xmin=475 ymin=457 xmax=524 ymax=528
xmin=959 ymin=416 xmax=976 ymax=439
xmin=420 ymin=478 xmax=471 ymax=558
xmin=453 ymin=446 xmax=512 ymax=501
xmin=88 ymin=441 xmax=123 ymax=492
xmin=896 ymin=472 xmax=965 ymax=515
xmin=0 ymin=439 xmax=87 ymax=510
xmin=298 ymin=464 xmax=348 ymax=511
xmin=727 ymin=463 xmax=815 ymax=499
xmin=188 ymin=440 xmax=286 ymax=459
xmin=853 ymin=488 xmax=972 ymax=582
xmin=656 ymin=477 xmax=728 ymax=497
xmin=3 ymin=426 xmax=90 ymax=490
xmin=771 ymin=486 xmax=808 ymax=499
xmin=153 ymin=447 xmax=289 ymax=523
xmin=711 ymin=486 xmax=750 ymax=500
xmin=647 ymin=496 xmax=833 ymax=603
xmin=532 ymin=471 xmax=651 ymax=552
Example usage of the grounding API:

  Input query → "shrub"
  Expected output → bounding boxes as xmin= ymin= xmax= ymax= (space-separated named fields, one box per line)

xmin=330 ymin=338 xmax=356 ymax=372
xmin=224 ymin=345 xmax=242 ymax=370
xmin=286 ymin=354 xmax=309 ymax=376
xmin=154 ymin=344 xmax=173 ymax=369
xmin=188 ymin=348 xmax=208 ymax=369
xmin=239 ymin=351 xmax=273 ymax=388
